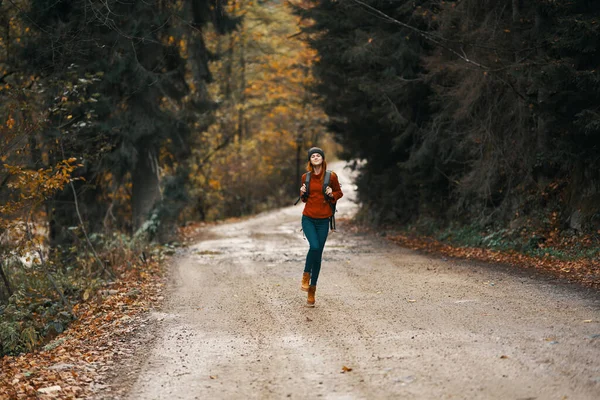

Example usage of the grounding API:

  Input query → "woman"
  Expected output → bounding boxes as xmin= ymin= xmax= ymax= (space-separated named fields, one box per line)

xmin=299 ymin=147 xmax=343 ymax=307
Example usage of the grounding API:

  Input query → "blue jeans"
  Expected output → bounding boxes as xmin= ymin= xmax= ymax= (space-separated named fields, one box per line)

xmin=302 ymin=215 xmax=330 ymax=286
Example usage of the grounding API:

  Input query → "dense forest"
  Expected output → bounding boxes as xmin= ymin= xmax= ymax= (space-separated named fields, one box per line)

xmin=299 ymin=0 xmax=600 ymax=236
xmin=0 ymin=0 xmax=332 ymax=355
xmin=1 ymin=0 xmax=599 ymax=356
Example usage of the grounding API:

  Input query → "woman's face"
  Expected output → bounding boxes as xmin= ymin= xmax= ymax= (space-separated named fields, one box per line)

xmin=310 ymin=153 xmax=323 ymax=166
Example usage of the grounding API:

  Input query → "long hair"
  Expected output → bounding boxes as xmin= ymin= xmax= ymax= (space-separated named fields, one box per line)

xmin=305 ymin=160 xmax=328 ymax=175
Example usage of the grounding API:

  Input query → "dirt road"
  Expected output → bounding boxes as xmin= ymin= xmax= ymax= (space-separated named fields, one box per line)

xmin=116 ymin=162 xmax=600 ymax=399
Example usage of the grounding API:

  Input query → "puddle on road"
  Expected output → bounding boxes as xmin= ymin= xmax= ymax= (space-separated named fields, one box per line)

xmin=193 ymin=250 xmax=223 ymax=256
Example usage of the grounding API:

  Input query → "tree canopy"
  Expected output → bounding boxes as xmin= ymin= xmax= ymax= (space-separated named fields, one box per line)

xmin=298 ymin=0 xmax=600 ymax=234
xmin=1 ymin=0 xmax=599 ymax=359
xmin=0 ymin=0 xmax=333 ymax=356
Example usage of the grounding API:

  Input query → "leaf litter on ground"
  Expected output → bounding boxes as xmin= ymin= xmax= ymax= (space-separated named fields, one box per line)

xmin=0 ymin=256 xmax=168 ymax=399
xmin=368 ymin=227 xmax=600 ymax=290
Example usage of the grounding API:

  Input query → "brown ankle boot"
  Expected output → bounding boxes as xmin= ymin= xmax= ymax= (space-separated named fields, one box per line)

xmin=301 ymin=272 xmax=310 ymax=292
xmin=306 ymin=285 xmax=316 ymax=307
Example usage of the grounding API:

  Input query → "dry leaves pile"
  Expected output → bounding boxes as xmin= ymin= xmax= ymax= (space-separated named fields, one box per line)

xmin=0 ymin=259 xmax=166 ymax=399
xmin=386 ymin=232 xmax=600 ymax=289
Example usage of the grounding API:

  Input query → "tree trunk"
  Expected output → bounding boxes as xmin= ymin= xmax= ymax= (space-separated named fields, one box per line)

xmin=5 ymin=15 xmax=9 ymax=63
xmin=225 ymin=34 xmax=234 ymax=101
xmin=535 ymin=5 xmax=548 ymax=155
xmin=238 ymin=26 xmax=246 ymax=141
xmin=296 ymin=134 xmax=302 ymax=188
xmin=132 ymin=148 xmax=161 ymax=232
xmin=0 ymin=259 xmax=13 ymax=301
xmin=512 ymin=0 xmax=521 ymax=23
xmin=187 ymin=0 xmax=212 ymax=104
xmin=511 ymin=0 xmax=522 ymax=62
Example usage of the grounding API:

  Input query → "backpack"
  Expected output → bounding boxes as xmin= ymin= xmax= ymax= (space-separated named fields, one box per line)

xmin=294 ymin=170 xmax=337 ymax=231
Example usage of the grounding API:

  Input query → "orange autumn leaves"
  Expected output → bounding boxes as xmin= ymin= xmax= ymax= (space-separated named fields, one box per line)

xmin=207 ymin=0 xmax=327 ymax=146
xmin=385 ymin=232 xmax=600 ymax=289
xmin=0 ymin=256 xmax=166 ymax=399
xmin=1 ymin=158 xmax=81 ymax=229
xmin=3 ymin=159 xmax=80 ymax=202
xmin=188 ymin=0 xmax=332 ymax=220
xmin=5 ymin=115 xmax=15 ymax=129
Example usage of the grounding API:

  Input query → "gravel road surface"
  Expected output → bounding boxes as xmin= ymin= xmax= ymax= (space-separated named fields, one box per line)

xmin=116 ymin=162 xmax=600 ymax=400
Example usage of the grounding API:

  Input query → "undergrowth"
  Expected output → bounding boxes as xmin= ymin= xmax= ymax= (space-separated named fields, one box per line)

xmin=0 ymin=233 xmax=171 ymax=356
xmin=403 ymin=219 xmax=600 ymax=262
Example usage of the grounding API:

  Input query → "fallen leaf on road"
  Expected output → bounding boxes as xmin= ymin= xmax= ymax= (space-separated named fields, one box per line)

xmin=341 ymin=366 xmax=353 ymax=373
xmin=500 ymin=355 xmax=509 ymax=359
xmin=210 ymin=375 xmax=217 ymax=379
xmin=408 ymin=299 xmax=416 ymax=303
xmin=38 ymin=385 xmax=62 ymax=394
xmin=583 ymin=320 xmax=593 ymax=323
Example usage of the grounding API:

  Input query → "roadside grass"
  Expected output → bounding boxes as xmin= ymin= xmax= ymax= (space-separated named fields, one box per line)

xmin=0 ymin=234 xmax=178 ymax=357
xmin=359 ymin=218 xmax=600 ymax=289
xmin=0 ymin=236 xmax=173 ymax=398
xmin=431 ymin=223 xmax=600 ymax=262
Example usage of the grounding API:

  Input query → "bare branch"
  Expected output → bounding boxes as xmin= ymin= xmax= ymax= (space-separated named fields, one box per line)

xmin=59 ymin=140 xmax=115 ymax=279
xmin=24 ymin=203 xmax=72 ymax=311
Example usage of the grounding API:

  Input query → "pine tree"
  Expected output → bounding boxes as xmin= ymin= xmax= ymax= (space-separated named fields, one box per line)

xmin=297 ymin=0 xmax=432 ymax=223
xmin=301 ymin=0 xmax=600 ymax=232
xmin=18 ymin=0 xmax=238 ymax=241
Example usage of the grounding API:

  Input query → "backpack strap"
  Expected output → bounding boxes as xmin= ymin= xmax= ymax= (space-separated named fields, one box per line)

xmin=294 ymin=172 xmax=311 ymax=205
xmin=322 ymin=170 xmax=331 ymax=195
xmin=323 ymin=170 xmax=337 ymax=232
xmin=304 ymin=171 xmax=311 ymax=198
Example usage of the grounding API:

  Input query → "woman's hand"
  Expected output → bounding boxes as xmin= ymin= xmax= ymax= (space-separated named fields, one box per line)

xmin=300 ymin=184 xmax=307 ymax=195
xmin=325 ymin=186 xmax=333 ymax=197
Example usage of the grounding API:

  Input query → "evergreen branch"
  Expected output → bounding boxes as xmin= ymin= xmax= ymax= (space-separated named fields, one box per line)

xmin=84 ymin=0 xmax=164 ymax=46
xmin=6 ymin=0 xmax=52 ymax=36
xmin=348 ymin=0 xmax=489 ymax=70
xmin=6 ymin=0 xmax=58 ymax=65
xmin=0 ymin=125 xmax=36 ymax=159
xmin=0 ymin=70 xmax=14 ymax=83
xmin=348 ymin=0 xmax=544 ymax=54
xmin=347 ymin=0 xmax=535 ymax=102
xmin=486 ymin=50 xmax=537 ymax=73
xmin=350 ymin=0 xmax=547 ymax=74
xmin=169 ymin=10 xmax=203 ymax=33
xmin=493 ymin=72 xmax=528 ymax=103
xmin=383 ymin=93 xmax=407 ymax=125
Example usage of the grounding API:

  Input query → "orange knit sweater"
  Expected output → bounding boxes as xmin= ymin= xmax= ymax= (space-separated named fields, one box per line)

xmin=301 ymin=170 xmax=343 ymax=219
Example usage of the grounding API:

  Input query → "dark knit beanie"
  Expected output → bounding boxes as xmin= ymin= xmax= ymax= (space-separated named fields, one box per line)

xmin=307 ymin=147 xmax=325 ymax=161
